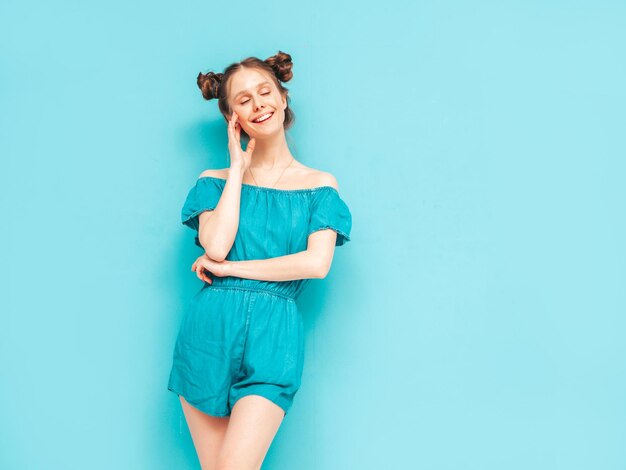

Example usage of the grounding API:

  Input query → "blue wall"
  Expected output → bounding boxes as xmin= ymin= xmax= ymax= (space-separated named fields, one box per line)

xmin=1 ymin=1 xmax=625 ymax=469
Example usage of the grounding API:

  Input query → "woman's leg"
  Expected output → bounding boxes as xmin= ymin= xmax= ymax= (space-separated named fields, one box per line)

xmin=216 ymin=395 xmax=285 ymax=470
xmin=180 ymin=396 xmax=230 ymax=470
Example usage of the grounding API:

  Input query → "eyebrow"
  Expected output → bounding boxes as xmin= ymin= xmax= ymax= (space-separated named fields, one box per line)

xmin=233 ymin=81 xmax=271 ymax=100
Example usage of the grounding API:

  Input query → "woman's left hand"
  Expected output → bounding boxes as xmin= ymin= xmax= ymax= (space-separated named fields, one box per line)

xmin=191 ymin=254 xmax=230 ymax=284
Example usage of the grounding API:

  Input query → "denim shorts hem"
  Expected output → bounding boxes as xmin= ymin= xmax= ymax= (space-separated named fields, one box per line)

xmin=231 ymin=392 xmax=291 ymax=417
xmin=168 ymin=386 xmax=231 ymax=417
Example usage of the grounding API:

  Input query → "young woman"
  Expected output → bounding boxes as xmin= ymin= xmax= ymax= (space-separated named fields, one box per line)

xmin=167 ymin=50 xmax=352 ymax=470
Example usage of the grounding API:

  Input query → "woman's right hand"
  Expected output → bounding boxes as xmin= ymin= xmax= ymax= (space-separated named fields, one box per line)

xmin=228 ymin=112 xmax=256 ymax=174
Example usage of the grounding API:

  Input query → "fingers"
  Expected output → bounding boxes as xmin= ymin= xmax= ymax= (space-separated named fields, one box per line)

xmin=234 ymin=114 xmax=241 ymax=144
xmin=246 ymin=137 xmax=256 ymax=155
xmin=193 ymin=264 xmax=213 ymax=284
xmin=227 ymin=112 xmax=236 ymax=138
xmin=227 ymin=114 xmax=235 ymax=142
xmin=201 ymin=268 xmax=213 ymax=284
xmin=228 ymin=113 xmax=242 ymax=149
xmin=195 ymin=267 xmax=211 ymax=284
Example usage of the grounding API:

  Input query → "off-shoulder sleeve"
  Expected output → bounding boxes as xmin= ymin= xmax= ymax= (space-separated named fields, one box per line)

xmin=307 ymin=187 xmax=352 ymax=246
xmin=181 ymin=177 xmax=224 ymax=231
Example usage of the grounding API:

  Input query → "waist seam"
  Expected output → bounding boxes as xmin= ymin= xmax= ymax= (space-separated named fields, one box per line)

xmin=205 ymin=284 xmax=296 ymax=302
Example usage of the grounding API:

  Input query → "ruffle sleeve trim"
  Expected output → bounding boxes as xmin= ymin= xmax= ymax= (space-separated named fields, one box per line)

xmin=307 ymin=187 xmax=353 ymax=247
xmin=180 ymin=177 xmax=225 ymax=231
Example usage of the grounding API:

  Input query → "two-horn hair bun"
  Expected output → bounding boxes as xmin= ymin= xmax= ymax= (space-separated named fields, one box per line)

xmin=197 ymin=50 xmax=293 ymax=101
xmin=196 ymin=71 xmax=223 ymax=100
xmin=264 ymin=50 xmax=293 ymax=83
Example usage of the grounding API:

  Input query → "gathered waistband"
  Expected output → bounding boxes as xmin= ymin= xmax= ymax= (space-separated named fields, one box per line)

xmin=204 ymin=284 xmax=297 ymax=302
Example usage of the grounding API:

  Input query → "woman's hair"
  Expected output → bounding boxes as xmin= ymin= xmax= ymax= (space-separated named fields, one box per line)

xmin=197 ymin=50 xmax=295 ymax=136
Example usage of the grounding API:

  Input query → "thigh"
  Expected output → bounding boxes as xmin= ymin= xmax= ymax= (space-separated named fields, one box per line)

xmin=217 ymin=395 xmax=285 ymax=470
xmin=180 ymin=396 xmax=230 ymax=470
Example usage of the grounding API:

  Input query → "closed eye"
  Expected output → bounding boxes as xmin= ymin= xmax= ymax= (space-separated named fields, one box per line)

xmin=240 ymin=92 xmax=270 ymax=105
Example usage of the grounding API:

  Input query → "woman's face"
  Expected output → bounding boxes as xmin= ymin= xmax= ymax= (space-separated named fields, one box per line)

xmin=227 ymin=68 xmax=287 ymax=138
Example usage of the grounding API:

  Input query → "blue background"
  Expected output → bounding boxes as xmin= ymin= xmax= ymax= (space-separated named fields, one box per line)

xmin=1 ymin=1 xmax=625 ymax=469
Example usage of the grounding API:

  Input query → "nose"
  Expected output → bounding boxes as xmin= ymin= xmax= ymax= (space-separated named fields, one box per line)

xmin=252 ymin=95 xmax=265 ymax=110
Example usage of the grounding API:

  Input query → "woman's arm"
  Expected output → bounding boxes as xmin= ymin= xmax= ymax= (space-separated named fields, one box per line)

xmin=199 ymin=113 xmax=255 ymax=261
xmin=195 ymin=228 xmax=340 ymax=282
xmin=228 ymin=250 xmax=323 ymax=281
xmin=197 ymin=168 xmax=243 ymax=262
xmin=228 ymin=227 xmax=337 ymax=280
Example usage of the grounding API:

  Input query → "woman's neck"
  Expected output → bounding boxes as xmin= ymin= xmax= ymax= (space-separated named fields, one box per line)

xmin=248 ymin=134 xmax=293 ymax=169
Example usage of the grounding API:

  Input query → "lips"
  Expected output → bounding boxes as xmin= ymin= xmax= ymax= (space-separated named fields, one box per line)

xmin=252 ymin=112 xmax=274 ymax=124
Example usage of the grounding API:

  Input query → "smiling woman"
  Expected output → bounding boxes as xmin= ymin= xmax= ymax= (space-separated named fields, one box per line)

xmin=196 ymin=50 xmax=296 ymax=143
xmin=167 ymin=50 xmax=353 ymax=470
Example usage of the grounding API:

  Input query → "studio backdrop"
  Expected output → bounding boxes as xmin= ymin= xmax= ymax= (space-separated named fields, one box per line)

xmin=1 ymin=1 xmax=625 ymax=469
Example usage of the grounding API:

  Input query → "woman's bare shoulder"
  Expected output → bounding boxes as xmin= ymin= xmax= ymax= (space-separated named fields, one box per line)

xmin=307 ymin=169 xmax=340 ymax=190
xmin=197 ymin=168 xmax=229 ymax=180
xmin=291 ymin=162 xmax=339 ymax=190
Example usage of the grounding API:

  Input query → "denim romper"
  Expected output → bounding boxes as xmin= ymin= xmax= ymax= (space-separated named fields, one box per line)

xmin=167 ymin=176 xmax=352 ymax=417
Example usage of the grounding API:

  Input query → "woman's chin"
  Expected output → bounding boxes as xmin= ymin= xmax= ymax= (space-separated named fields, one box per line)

xmin=247 ymin=125 xmax=281 ymax=139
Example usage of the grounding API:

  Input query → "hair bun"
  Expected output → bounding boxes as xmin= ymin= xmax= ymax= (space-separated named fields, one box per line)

xmin=197 ymin=71 xmax=223 ymax=100
xmin=265 ymin=50 xmax=293 ymax=83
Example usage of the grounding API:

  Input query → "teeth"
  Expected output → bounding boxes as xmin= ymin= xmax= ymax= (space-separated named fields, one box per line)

xmin=254 ymin=112 xmax=273 ymax=123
